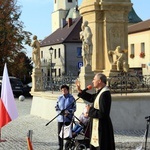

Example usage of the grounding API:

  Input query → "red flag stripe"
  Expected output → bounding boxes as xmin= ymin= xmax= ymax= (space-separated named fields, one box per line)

xmin=0 ymin=99 xmax=11 ymax=128
xmin=0 ymin=63 xmax=18 ymax=128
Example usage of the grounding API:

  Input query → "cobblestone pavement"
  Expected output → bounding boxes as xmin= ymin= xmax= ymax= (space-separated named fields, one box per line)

xmin=0 ymin=97 xmax=149 ymax=150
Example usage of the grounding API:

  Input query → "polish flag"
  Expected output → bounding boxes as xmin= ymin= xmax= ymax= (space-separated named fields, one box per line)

xmin=0 ymin=64 xmax=18 ymax=128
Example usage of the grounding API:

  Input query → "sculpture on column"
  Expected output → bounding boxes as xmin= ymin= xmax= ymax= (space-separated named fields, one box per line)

xmin=80 ymin=21 xmax=93 ymax=67
xmin=31 ymin=35 xmax=41 ymax=69
xmin=108 ymin=46 xmax=129 ymax=72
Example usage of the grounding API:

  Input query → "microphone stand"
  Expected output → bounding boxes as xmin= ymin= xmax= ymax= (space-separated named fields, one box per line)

xmin=61 ymin=115 xmax=65 ymax=150
xmin=45 ymin=97 xmax=80 ymax=126
xmin=144 ymin=116 xmax=150 ymax=150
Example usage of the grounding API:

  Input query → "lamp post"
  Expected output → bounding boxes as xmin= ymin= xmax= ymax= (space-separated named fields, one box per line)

xmin=49 ymin=47 xmax=54 ymax=83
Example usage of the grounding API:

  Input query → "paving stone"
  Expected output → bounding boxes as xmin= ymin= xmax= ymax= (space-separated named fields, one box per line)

xmin=0 ymin=97 xmax=149 ymax=150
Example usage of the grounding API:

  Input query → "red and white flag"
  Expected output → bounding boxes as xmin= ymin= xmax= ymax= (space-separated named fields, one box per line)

xmin=0 ymin=63 xmax=18 ymax=128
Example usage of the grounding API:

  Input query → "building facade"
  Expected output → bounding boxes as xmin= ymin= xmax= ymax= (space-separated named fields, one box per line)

xmin=40 ymin=17 xmax=82 ymax=78
xmin=52 ymin=0 xmax=78 ymax=32
xmin=40 ymin=0 xmax=82 ymax=78
xmin=128 ymin=19 xmax=150 ymax=75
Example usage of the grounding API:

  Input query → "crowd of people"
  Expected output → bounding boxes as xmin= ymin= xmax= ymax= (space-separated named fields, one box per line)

xmin=55 ymin=73 xmax=115 ymax=150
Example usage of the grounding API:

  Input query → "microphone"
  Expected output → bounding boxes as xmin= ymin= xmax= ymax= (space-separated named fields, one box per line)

xmin=82 ymin=85 xmax=92 ymax=92
xmin=145 ymin=116 xmax=150 ymax=120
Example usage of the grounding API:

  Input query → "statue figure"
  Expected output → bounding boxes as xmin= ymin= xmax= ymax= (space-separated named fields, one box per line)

xmin=108 ymin=46 xmax=129 ymax=72
xmin=80 ymin=21 xmax=93 ymax=67
xmin=31 ymin=35 xmax=41 ymax=69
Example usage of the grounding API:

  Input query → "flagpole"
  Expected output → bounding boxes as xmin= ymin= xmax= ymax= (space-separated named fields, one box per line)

xmin=27 ymin=130 xmax=33 ymax=150
xmin=0 ymin=128 xmax=6 ymax=142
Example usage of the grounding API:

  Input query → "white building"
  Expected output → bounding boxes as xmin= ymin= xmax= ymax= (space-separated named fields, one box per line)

xmin=40 ymin=17 xmax=82 ymax=77
xmin=52 ymin=0 xmax=79 ymax=32
xmin=40 ymin=0 xmax=82 ymax=78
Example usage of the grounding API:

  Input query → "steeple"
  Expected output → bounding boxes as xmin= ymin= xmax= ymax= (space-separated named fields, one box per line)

xmin=128 ymin=7 xmax=142 ymax=24
xmin=72 ymin=5 xmax=80 ymax=19
xmin=52 ymin=0 xmax=79 ymax=32
xmin=52 ymin=0 xmax=77 ymax=32
xmin=54 ymin=0 xmax=77 ymax=11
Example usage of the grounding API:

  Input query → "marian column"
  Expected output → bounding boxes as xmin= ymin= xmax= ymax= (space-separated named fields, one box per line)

xmin=79 ymin=0 xmax=132 ymax=76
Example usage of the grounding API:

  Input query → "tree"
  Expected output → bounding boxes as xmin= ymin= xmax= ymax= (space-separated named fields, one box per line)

xmin=0 ymin=0 xmax=32 ymax=75
xmin=10 ymin=52 xmax=33 ymax=84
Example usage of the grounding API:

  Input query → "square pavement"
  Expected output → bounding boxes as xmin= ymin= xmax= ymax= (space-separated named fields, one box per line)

xmin=0 ymin=98 xmax=149 ymax=150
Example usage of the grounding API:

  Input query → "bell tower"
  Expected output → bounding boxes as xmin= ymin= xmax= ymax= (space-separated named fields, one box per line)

xmin=52 ymin=0 xmax=77 ymax=32
xmin=54 ymin=0 xmax=77 ymax=11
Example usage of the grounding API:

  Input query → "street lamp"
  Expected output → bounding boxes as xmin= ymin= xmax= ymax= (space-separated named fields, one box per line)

xmin=49 ymin=47 xmax=54 ymax=82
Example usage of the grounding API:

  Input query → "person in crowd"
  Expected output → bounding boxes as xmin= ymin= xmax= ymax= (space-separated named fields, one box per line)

xmin=76 ymin=73 xmax=115 ymax=150
xmin=55 ymin=85 xmax=76 ymax=150
xmin=72 ymin=104 xmax=90 ymax=137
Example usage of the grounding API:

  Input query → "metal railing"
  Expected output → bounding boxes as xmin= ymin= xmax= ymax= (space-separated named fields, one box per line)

xmin=38 ymin=73 xmax=150 ymax=94
xmin=108 ymin=72 xmax=150 ymax=94
xmin=42 ymin=75 xmax=76 ymax=93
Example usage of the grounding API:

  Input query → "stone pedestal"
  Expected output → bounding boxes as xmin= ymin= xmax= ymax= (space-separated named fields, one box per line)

xmin=31 ymin=68 xmax=43 ymax=92
xmin=30 ymin=91 xmax=150 ymax=130
xmin=79 ymin=65 xmax=94 ymax=90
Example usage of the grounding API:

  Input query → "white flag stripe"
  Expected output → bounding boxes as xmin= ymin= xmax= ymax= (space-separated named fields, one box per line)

xmin=1 ymin=64 xmax=18 ymax=120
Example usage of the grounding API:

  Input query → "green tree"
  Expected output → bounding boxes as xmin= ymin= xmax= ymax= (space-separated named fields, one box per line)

xmin=0 ymin=0 xmax=32 ymax=75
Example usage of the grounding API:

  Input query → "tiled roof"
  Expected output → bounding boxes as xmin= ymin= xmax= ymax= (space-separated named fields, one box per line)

xmin=40 ymin=17 xmax=82 ymax=47
xmin=40 ymin=6 xmax=143 ymax=47
xmin=128 ymin=19 xmax=150 ymax=34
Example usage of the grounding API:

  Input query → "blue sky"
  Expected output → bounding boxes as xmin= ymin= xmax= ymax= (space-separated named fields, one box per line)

xmin=18 ymin=0 xmax=150 ymax=57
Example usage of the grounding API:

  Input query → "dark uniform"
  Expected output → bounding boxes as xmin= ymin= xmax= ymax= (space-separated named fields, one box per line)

xmin=78 ymin=87 xmax=115 ymax=150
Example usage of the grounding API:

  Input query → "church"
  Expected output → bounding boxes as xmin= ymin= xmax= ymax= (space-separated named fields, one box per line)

xmin=40 ymin=0 xmax=82 ymax=78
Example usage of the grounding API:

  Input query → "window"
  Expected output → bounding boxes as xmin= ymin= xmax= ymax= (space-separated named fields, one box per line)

xmin=54 ymin=49 xmax=56 ymax=59
xmin=140 ymin=43 xmax=145 ymax=58
xmin=77 ymin=47 xmax=82 ymax=57
xmin=58 ymin=48 xmax=61 ymax=58
xmin=41 ymin=51 xmax=43 ymax=58
xmin=68 ymin=0 xmax=72 ymax=2
xmin=141 ymin=42 xmax=145 ymax=53
xmin=59 ymin=68 xmax=61 ymax=77
xmin=130 ymin=44 xmax=134 ymax=54
xmin=53 ymin=68 xmax=56 ymax=77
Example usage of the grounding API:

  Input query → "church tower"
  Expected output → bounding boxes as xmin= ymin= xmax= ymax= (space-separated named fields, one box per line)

xmin=52 ymin=0 xmax=78 ymax=32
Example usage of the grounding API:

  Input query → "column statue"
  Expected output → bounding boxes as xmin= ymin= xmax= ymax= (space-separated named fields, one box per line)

xmin=31 ymin=35 xmax=41 ymax=69
xmin=108 ymin=46 xmax=129 ymax=72
xmin=80 ymin=21 xmax=93 ymax=67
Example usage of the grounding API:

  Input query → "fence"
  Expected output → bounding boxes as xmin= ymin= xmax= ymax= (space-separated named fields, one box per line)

xmin=108 ymin=72 xmax=150 ymax=94
xmin=40 ymin=72 xmax=150 ymax=94
xmin=42 ymin=75 xmax=76 ymax=93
